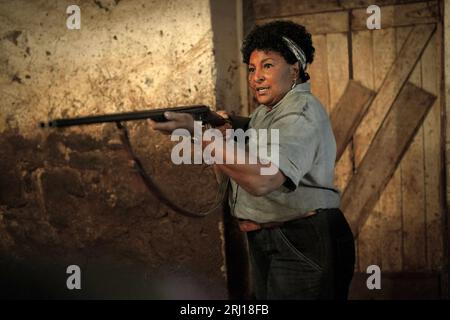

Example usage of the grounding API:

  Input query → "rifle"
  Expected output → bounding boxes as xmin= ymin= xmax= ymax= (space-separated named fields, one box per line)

xmin=39 ymin=105 xmax=228 ymax=128
xmin=39 ymin=105 xmax=245 ymax=218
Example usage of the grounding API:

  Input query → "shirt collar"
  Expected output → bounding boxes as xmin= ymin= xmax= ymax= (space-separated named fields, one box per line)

xmin=264 ymin=82 xmax=311 ymax=111
xmin=292 ymin=82 xmax=311 ymax=93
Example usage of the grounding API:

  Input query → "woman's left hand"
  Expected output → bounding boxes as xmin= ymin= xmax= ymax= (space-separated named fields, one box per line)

xmin=148 ymin=112 xmax=194 ymax=135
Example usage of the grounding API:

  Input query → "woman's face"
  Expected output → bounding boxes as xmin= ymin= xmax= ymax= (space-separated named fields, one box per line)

xmin=248 ymin=50 xmax=298 ymax=107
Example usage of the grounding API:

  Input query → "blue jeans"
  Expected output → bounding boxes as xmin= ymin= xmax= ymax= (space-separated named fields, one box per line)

xmin=246 ymin=209 xmax=355 ymax=299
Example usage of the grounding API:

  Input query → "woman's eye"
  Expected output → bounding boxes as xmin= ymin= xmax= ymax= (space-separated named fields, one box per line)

xmin=248 ymin=67 xmax=255 ymax=73
xmin=264 ymin=63 xmax=273 ymax=69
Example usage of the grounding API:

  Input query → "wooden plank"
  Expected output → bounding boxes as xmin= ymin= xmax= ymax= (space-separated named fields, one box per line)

xmin=256 ymin=5 xmax=437 ymax=35
xmin=327 ymin=33 xmax=349 ymax=112
xmin=354 ymin=28 xmax=395 ymax=166
xmin=342 ymin=82 xmax=436 ymax=237
xmin=326 ymin=32 xmax=351 ymax=194
xmin=252 ymin=0 xmax=429 ymax=20
xmin=256 ymin=11 xmax=348 ymax=35
xmin=421 ymin=31 xmax=442 ymax=271
xmin=400 ymin=28 xmax=427 ymax=271
xmin=370 ymin=28 xmax=401 ymax=270
xmin=355 ymin=28 xmax=398 ymax=272
xmin=329 ymin=80 xmax=375 ymax=162
xmin=351 ymin=2 xmax=439 ymax=31
xmin=253 ymin=0 xmax=341 ymax=19
xmin=379 ymin=171 xmax=402 ymax=271
xmin=342 ymin=0 xmax=433 ymax=10
xmin=373 ymin=28 xmax=397 ymax=90
xmin=335 ymin=146 xmax=353 ymax=195
xmin=351 ymin=29 xmax=376 ymax=273
xmin=401 ymin=121 xmax=426 ymax=273
xmin=309 ymin=35 xmax=330 ymax=110
xmin=352 ymin=30 xmax=374 ymax=90
xmin=353 ymin=24 xmax=435 ymax=166
xmin=402 ymin=130 xmax=427 ymax=271
xmin=370 ymin=27 xmax=399 ymax=272
xmin=377 ymin=27 xmax=408 ymax=273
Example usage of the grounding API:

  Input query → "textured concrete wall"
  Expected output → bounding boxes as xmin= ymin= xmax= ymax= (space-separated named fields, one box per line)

xmin=1 ymin=0 xmax=217 ymax=134
xmin=0 ymin=0 xmax=229 ymax=298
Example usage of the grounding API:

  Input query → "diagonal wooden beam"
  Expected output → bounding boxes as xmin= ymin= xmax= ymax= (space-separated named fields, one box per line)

xmin=341 ymin=82 xmax=436 ymax=237
xmin=330 ymin=80 xmax=375 ymax=162
xmin=353 ymin=23 xmax=436 ymax=166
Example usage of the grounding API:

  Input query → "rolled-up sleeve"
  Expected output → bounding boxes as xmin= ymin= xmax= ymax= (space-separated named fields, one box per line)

xmin=268 ymin=106 xmax=319 ymax=191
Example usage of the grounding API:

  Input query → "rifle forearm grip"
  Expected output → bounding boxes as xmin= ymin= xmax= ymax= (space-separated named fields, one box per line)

xmin=229 ymin=115 xmax=250 ymax=131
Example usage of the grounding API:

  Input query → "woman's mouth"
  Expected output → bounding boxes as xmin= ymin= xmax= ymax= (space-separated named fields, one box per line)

xmin=256 ymin=86 xmax=270 ymax=94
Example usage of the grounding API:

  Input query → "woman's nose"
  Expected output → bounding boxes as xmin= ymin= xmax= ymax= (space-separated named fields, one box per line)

xmin=252 ymin=69 xmax=264 ymax=83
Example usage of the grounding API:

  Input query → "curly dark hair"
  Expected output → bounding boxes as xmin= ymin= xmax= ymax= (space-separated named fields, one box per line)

xmin=241 ymin=20 xmax=315 ymax=82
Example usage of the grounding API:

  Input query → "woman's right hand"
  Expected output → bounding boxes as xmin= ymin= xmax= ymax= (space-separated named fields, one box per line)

xmin=213 ymin=110 xmax=233 ymax=137
xmin=148 ymin=112 xmax=195 ymax=135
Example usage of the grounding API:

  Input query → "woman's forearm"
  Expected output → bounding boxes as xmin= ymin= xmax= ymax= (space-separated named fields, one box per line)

xmin=209 ymin=139 xmax=285 ymax=196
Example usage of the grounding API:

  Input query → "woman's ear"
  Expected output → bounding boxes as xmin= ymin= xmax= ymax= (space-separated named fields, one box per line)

xmin=290 ymin=61 xmax=300 ymax=80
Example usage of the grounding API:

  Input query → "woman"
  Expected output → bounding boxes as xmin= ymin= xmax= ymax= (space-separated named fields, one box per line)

xmin=150 ymin=20 xmax=355 ymax=300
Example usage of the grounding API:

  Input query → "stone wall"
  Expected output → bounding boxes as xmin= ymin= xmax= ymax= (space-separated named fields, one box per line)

xmin=0 ymin=0 xmax=231 ymax=299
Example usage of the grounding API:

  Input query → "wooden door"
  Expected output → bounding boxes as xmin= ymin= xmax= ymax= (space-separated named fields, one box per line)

xmin=248 ymin=0 xmax=445 ymax=299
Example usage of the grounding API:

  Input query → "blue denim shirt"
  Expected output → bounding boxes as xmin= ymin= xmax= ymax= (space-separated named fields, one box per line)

xmin=229 ymin=82 xmax=340 ymax=223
